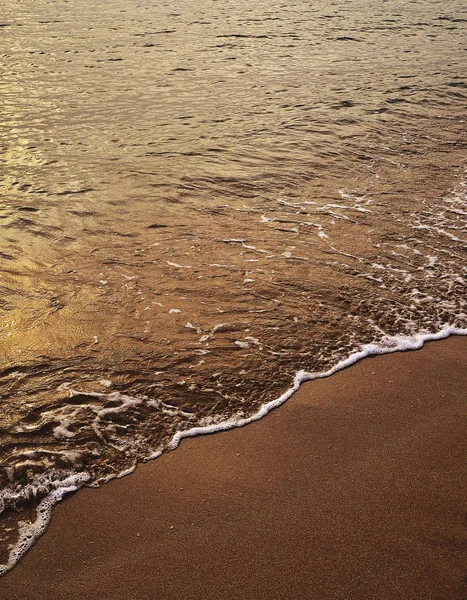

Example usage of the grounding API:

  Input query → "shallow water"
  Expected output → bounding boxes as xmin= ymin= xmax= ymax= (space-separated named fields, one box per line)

xmin=1 ymin=0 xmax=466 ymax=573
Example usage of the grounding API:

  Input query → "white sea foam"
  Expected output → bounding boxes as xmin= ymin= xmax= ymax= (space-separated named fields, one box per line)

xmin=1 ymin=325 xmax=465 ymax=577
xmin=167 ymin=325 xmax=466 ymax=451
xmin=0 ymin=471 xmax=90 ymax=577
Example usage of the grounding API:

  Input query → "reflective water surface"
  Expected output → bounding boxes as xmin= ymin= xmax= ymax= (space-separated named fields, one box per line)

xmin=0 ymin=0 xmax=466 ymax=572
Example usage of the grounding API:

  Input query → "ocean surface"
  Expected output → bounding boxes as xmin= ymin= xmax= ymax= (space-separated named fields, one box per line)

xmin=1 ymin=0 xmax=466 ymax=573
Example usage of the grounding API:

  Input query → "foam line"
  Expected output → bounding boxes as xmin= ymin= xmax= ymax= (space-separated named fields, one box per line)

xmin=1 ymin=324 xmax=465 ymax=577
xmin=0 ymin=472 xmax=90 ymax=577
xmin=168 ymin=324 xmax=466 ymax=450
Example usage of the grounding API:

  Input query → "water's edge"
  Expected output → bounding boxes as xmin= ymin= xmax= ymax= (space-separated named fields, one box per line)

xmin=1 ymin=324 xmax=465 ymax=577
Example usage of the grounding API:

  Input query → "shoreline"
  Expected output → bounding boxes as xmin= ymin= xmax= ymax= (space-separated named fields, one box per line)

xmin=1 ymin=335 xmax=466 ymax=599
xmin=1 ymin=326 xmax=465 ymax=577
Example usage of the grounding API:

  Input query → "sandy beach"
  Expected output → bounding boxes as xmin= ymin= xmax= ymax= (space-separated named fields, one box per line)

xmin=1 ymin=336 xmax=465 ymax=599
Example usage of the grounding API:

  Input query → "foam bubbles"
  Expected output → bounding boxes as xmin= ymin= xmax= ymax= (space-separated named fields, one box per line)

xmin=0 ymin=471 xmax=90 ymax=577
xmin=167 ymin=325 xmax=466 ymax=454
xmin=1 ymin=325 xmax=465 ymax=577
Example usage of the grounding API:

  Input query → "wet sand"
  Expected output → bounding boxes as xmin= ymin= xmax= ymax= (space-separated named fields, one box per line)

xmin=2 ymin=336 xmax=466 ymax=600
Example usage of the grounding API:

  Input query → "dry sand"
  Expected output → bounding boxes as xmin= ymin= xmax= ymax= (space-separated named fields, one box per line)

xmin=1 ymin=336 xmax=466 ymax=600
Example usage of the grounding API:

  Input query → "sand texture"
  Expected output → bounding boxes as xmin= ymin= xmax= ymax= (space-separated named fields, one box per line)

xmin=1 ymin=336 xmax=466 ymax=600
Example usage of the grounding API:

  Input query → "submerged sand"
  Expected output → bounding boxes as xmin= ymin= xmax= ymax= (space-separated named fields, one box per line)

xmin=1 ymin=336 xmax=466 ymax=600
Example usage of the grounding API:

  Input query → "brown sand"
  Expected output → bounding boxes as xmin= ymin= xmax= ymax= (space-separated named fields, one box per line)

xmin=1 ymin=336 xmax=466 ymax=600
